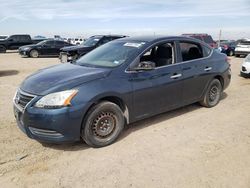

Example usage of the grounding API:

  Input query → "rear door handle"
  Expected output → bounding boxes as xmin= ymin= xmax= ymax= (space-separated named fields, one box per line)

xmin=204 ymin=67 xmax=212 ymax=71
xmin=170 ymin=73 xmax=182 ymax=79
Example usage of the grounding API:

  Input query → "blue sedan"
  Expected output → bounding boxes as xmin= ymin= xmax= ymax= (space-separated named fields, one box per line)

xmin=13 ymin=36 xmax=231 ymax=147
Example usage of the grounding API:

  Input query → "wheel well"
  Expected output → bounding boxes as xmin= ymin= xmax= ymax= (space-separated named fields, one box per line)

xmin=98 ymin=96 xmax=129 ymax=123
xmin=214 ymin=75 xmax=224 ymax=88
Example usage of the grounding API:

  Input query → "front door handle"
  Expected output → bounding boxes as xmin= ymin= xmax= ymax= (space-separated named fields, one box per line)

xmin=170 ymin=73 xmax=182 ymax=79
xmin=204 ymin=67 xmax=212 ymax=71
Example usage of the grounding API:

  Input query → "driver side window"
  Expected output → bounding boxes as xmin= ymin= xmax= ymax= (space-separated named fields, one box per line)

xmin=139 ymin=42 xmax=174 ymax=68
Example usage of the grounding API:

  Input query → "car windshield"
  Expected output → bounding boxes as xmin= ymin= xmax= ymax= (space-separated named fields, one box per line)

xmin=76 ymin=41 xmax=146 ymax=68
xmin=81 ymin=36 xmax=102 ymax=47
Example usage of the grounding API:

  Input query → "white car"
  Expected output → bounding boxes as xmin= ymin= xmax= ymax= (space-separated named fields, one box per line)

xmin=241 ymin=54 xmax=250 ymax=77
xmin=235 ymin=39 xmax=250 ymax=57
xmin=71 ymin=38 xmax=84 ymax=45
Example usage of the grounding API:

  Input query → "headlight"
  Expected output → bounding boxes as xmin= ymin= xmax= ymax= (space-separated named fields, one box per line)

xmin=23 ymin=47 xmax=30 ymax=51
xmin=34 ymin=90 xmax=78 ymax=108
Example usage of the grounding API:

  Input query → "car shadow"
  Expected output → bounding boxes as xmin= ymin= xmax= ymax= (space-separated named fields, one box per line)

xmin=21 ymin=56 xmax=59 ymax=58
xmin=0 ymin=70 xmax=19 ymax=77
xmin=43 ymin=92 xmax=228 ymax=151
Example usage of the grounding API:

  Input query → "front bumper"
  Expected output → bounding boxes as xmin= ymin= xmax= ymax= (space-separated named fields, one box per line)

xmin=19 ymin=50 xmax=29 ymax=57
xmin=13 ymin=92 xmax=87 ymax=143
xmin=240 ymin=66 xmax=250 ymax=78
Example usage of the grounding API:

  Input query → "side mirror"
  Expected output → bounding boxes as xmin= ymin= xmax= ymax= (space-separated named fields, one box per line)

xmin=8 ymin=38 xmax=14 ymax=42
xmin=133 ymin=61 xmax=155 ymax=71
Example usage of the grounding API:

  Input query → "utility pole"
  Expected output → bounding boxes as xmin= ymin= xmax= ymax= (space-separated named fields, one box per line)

xmin=218 ymin=29 xmax=222 ymax=48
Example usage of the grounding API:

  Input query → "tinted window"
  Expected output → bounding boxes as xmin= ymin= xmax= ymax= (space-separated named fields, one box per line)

xmin=55 ymin=41 xmax=66 ymax=46
xmin=179 ymin=42 xmax=203 ymax=61
xmin=140 ymin=42 xmax=174 ymax=67
xmin=203 ymin=36 xmax=213 ymax=43
xmin=202 ymin=45 xmax=212 ymax=57
xmin=99 ymin=37 xmax=113 ymax=45
xmin=44 ymin=41 xmax=55 ymax=46
xmin=82 ymin=36 xmax=102 ymax=47
xmin=192 ymin=36 xmax=203 ymax=41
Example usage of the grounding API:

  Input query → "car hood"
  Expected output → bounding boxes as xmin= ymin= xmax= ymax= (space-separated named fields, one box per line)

xmin=61 ymin=45 xmax=94 ymax=52
xmin=20 ymin=63 xmax=111 ymax=95
xmin=19 ymin=44 xmax=37 ymax=49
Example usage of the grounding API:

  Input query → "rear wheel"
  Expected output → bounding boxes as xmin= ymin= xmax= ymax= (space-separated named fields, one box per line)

xmin=29 ymin=50 xmax=39 ymax=58
xmin=0 ymin=45 xmax=6 ymax=53
xmin=200 ymin=79 xmax=222 ymax=108
xmin=81 ymin=101 xmax=125 ymax=147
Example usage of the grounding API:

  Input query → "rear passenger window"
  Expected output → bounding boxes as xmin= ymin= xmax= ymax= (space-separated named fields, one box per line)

xmin=179 ymin=42 xmax=203 ymax=61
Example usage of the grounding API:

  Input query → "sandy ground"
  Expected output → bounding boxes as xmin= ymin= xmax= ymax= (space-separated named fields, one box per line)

xmin=0 ymin=52 xmax=250 ymax=188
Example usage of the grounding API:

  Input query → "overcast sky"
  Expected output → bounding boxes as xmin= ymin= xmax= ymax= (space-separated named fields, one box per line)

xmin=0 ymin=0 xmax=250 ymax=39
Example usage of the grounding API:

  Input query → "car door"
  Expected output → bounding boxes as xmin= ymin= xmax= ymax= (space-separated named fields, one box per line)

xmin=129 ymin=41 xmax=183 ymax=120
xmin=8 ymin=35 xmax=19 ymax=49
xmin=54 ymin=41 xmax=67 ymax=55
xmin=39 ymin=41 xmax=55 ymax=55
xmin=176 ymin=40 xmax=213 ymax=104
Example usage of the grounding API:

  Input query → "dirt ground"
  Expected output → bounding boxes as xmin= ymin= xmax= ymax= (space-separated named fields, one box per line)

xmin=0 ymin=52 xmax=250 ymax=188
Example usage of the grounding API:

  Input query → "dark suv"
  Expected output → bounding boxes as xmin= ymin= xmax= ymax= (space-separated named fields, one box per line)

xmin=13 ymin=36 xmax=231 ymax=147
xmin=0 ymin=34 xmax=33 ymax=53
xmin=182 ymin=33 xmax=217 ymax=48
xmin=59 ymin=35 xmax=127 ymax=63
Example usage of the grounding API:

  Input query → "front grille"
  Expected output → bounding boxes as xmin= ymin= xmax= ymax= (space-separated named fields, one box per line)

xmin=14 ymin=90 xmax=36 ymax=110
xmin=242 ymin=66 xmax=247 ymax=71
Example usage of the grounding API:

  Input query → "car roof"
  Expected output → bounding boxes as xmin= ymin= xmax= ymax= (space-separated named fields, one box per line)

xmin=116 ymin=35 xmax=204 ymax=43
xmin=90 ymin=35 xmax=127 ymax=38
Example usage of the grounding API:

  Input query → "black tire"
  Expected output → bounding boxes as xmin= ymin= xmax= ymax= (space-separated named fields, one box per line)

xmin=29 ymin=49 xmax=39 ymax=58
xmin=0 ymin=45 xmax=6 ymax=53
xmin=81 ymin=101 xmax=125 ymax=147
xmin=200 ymin=79 xmax=222 ymax=108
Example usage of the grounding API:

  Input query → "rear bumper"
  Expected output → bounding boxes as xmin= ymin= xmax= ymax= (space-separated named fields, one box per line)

xmin=222 ymin=68 xmax=231 ymax=90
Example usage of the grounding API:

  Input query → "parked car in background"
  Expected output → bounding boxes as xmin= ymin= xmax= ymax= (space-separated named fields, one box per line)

xmin=13 ymin=36 xmax=231 ymax=147
xmin=218 ymin=40 xmax=236 ymax=56
xmin=19 ymin=39 xmax=73 ymax=58
xmin=59 ymin=35 xmax=127 ymax=63
xmin=0 ymin=34 xmax=46 ymax=53
xmin=0 ymin=35 xmax=8 ymax=40
xmin=182 ymin=33 xmax=217 ymax=48
xmin=71 ymin=38 xmax=84 ymax=45
xmin=235 ymin=39 xmax=250 ymax=57
xmin=241 ymin=54 xmax=250 ymax=77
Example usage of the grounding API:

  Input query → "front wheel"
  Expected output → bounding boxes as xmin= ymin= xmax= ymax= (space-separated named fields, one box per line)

xmin=81 ymin=101 xmax=125 ymax=147
xmin=29 ymin=50 xmax=39 ymax=58
xmin=200 ymin=79 xmax=222 ymax=108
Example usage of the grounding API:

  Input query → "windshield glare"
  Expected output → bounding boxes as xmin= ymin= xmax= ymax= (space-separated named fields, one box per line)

xmin=81 ymin=36 xmax=102 ymax=47
xmin=37 ymin=40 xmax=48 ymax=45
xmin=76 ymin=41 xmax=145 ymax=68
